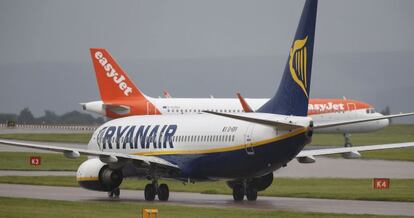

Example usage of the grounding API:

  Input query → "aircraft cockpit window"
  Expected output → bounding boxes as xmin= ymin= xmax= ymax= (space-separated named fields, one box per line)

xmin=366 ymin=108 xmax=375 ymax=114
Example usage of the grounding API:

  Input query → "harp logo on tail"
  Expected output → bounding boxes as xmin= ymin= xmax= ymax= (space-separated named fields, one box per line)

xmin=289 ymin=36 xmax=309 ymax=98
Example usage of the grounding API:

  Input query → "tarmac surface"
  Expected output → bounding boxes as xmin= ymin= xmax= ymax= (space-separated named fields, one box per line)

xmin=1 ymin=129 xmax=414 ymax=216
xmin=0 ymin=183 xmax=413 ymax=216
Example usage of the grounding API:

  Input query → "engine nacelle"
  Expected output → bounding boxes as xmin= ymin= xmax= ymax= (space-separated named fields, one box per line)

xmin=76 ymin=158 xmax=123 ymax=192
xmin=80 ymin=101 xmax=105 ymax=116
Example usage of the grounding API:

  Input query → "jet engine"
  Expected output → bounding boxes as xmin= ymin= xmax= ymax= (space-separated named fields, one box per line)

xmin=76 ymin=158 xmax=123 ymax=191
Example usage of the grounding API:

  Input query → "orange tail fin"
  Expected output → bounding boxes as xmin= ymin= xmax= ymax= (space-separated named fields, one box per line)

xmin=90 ymin=48 xmax=161 ymax=117
xmin=90 ymin=48 xmax=145 ymax=101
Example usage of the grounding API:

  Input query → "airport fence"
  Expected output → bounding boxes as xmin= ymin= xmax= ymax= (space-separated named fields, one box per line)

xmin=0 ymin=123 xmax=98 ymax=131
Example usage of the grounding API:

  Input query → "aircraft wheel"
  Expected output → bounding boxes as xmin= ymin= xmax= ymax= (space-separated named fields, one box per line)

xmin=232 ymin=185 xmax=244 ymax=201
xmin=344 ymin=142 xmax=352 ymax=147
xmin=113 ymin=187 xmax=120 ymax=198
xmin=158 ymin=183 xmax=169 ymax=201
xmin=108 ymin=187 xmax=120 ymax=199
xmin=144 ymin=184 xmax=156 ymax=201
xmin=246 ymin=187 xmax=258 ymax=201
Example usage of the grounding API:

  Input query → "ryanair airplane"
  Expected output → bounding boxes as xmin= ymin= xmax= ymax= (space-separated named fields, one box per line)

xmin=1 ymin=0 xmax=413 ymax=202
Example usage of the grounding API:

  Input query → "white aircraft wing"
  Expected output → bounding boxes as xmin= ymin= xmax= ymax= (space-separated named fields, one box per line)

xmin=297 ymin=142 xmax=414 ymax=157
xmin=0 ymin=139 xmax=179 ymax=170
xmin=314 ymin=112 xmax=414 ymax=129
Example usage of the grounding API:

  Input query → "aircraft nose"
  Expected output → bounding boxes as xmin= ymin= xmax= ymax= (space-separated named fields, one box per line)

xmin=377 ymin=113 xmax=390 ymax=128
xmin=381 ymin=117 xmax=390 ymax=128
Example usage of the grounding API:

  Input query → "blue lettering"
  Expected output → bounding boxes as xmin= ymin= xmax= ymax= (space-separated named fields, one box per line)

xmin=134 ymin=125 xmax=151 ymax=149
xmin=158 ymin=125 xmax=168 ymax=148
xmin=163 ymin=125 xmax=177 ymax=148
xmin=115 ymin=126 xmax=130 ymax=149
xmin=147 ymin=125 xmax=160 ymax=149
xmin=103 ymin=126 xmax=116 ymax=149
xmin=123 ymin=125 xmax=136 ymax=149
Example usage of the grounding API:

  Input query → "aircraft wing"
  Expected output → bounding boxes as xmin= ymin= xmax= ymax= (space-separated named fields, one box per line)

xmin=0 ymin=139 xmax=179 ymax=170
xmin=314 ymin=112 xmax=414 ymax=129
xmin=297 ymin=142 xmax=414 ymax=157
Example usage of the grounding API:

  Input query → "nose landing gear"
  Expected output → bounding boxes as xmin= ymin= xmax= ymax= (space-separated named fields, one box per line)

xmin=344 ymin=133 xmax=353 ymax=147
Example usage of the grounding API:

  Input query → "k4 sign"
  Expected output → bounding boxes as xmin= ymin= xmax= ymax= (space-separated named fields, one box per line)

xmin=29 ymin=156 xmax=41 ymax=166
xmin=373 ymin=178 xmax=390 ymax=189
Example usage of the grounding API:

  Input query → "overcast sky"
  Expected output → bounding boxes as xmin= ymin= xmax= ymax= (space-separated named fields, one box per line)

xmin=1 ymin=0 xmax=414 ymax=122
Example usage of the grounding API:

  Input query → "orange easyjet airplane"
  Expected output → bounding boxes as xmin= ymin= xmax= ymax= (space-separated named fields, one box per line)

xmin=82 ymin=48 xmax=411 ymax=152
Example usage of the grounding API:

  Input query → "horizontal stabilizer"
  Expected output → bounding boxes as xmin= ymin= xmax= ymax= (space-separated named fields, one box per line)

xmin=203 ymin=111 xmax=304 ymax=130
xmin=104 ymin=103 xmax=131 ymax=115
xmin=314 ymin=112 xmax=414 ymax=129
xmin=297 ymin=142 xmax=414 ymax=157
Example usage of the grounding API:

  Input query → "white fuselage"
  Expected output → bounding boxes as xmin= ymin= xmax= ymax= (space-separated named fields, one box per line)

xmin=85 ymin=97 xmax=389 ymax=134
xmin=88 ymin=113 xmax=312 ymax=179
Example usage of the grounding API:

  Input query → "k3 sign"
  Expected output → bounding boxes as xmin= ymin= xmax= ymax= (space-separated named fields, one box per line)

xmin=29 ymin=156 xmax=41 ymax=166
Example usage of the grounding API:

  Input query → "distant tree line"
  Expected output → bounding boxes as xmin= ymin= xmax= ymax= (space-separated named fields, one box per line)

xmin=0 ymin=108 xmax=105 ymax=125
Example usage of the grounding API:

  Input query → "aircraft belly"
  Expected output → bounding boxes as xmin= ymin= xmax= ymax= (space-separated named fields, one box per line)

xmin=160 ymin=132 xmax=308 ymax=180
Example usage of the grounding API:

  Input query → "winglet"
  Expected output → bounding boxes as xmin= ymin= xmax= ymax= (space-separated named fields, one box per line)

xmin=163 ymin=90 xmax=172 ymax=98
xmin=236 ymin=92 xmax=254 ymax=112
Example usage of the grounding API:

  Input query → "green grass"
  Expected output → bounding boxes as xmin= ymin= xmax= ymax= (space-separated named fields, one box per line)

xmin=0 ymin=133 xmax=91 ymax=143
xmin=0 ymin=152 xmax=87 ymax=171
xmin=1 ymin=176 xmax=413 ymax=202
xmin=0 ymin=197 xmax=396 ymax=218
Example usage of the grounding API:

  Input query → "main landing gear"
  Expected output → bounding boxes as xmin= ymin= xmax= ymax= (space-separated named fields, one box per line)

xmin=232 ymin=182 xmax=258 ymax=201
xmin=108 ymin=187 xmax=120 ymax=199
xmin=344 ymin=133 xmax=353 ymax=147
xmin=144 ymin=181 xmax=170 ymax=201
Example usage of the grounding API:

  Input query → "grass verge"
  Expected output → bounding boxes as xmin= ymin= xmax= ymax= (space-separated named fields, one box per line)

xmin=0 ymin=152 xmax=86 ymax=171
xmin=0 ymin=197 xmax=403 ymax=218
xmin=0 ymin=133 xmax=91 ymax=143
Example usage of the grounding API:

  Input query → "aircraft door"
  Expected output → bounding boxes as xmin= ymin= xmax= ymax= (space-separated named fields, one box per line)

xmin=244 ymin=124 xmax=255 ymax=155
xmin=146 ymin=102 xmax=156 ymax=115
xmin=347 ymin=103 xmax=356 ymax=111
xmin=346 ymin=102 xmax=356 ymax=118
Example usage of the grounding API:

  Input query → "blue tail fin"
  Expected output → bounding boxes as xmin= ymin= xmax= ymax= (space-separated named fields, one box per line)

xmin=257 ymin=0 xmax=317 ymax=116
